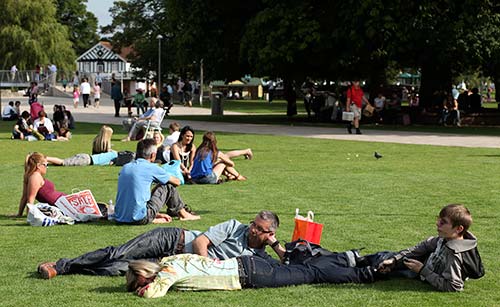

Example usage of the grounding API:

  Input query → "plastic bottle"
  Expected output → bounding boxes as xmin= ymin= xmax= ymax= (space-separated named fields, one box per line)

xmin=108 ymin=199 xmax=115 ymax=221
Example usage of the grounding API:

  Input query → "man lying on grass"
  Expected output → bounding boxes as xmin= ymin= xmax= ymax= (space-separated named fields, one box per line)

xmin=38 ymin=211 xmax=286 ymax=278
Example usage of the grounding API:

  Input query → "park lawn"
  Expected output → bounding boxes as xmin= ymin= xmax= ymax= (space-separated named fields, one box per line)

xmin=197 ymin=99 xmax=293 ymax=114
xmin=0 ymin=121 xmax=499 ymax=307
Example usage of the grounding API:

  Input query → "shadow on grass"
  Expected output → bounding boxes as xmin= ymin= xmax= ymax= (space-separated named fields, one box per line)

xmin=91 ymin=285 xmax=127 ymax=294
xmin=467 ymin=154 xmax=500 ymax=157
xmin=26 ymin=271 xmax=42 ymax=279
xmin=315 ymin=278 xmax=434 ymax=292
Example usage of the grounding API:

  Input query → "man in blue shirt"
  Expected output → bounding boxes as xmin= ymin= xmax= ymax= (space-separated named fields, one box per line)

xmin=115 ymin=139 xmax=199 ymax=224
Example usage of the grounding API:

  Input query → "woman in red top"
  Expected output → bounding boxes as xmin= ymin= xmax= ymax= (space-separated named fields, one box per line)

xmin=346 ymin=80 xmax=370 ymax=134
xmin=17 ymin=152 xmax=66 ymax=216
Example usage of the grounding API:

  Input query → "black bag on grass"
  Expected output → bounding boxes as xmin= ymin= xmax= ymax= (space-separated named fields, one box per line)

xmin=114 ymin=151 xmax=135 ymax=166
xmin=283 ymin=239 xmax=334 ymax=265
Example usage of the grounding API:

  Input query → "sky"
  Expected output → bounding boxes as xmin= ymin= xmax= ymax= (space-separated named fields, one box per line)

xmin=86 ymin=0 xmax=116 ymax=28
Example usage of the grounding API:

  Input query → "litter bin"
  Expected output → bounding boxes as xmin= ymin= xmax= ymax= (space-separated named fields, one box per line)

xmin=211 ymin=91 xmax=224 ymax=115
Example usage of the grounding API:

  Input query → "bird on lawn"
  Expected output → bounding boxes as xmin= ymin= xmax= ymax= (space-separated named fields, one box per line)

xmin=374 ymin=152 xmax=383 ymax=159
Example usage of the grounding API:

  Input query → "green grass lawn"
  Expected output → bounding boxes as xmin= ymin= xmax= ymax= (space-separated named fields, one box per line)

xmin=1 ymin=121 xmax=499 ymax=306
xmin=198 ymin=98 xmax=290 ymax=114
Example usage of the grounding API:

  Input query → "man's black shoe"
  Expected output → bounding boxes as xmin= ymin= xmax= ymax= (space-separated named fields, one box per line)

xmin=356 ymin=128 xmax=362 ymax=135
xmin=347 ymin=124 xmax=352 ymax=134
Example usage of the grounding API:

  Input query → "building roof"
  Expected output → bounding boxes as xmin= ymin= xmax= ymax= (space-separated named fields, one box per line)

xmin=76 ymin=41 xmax=129 ymax=63
xmin=211 ymin=77 xmax=263 ymax=87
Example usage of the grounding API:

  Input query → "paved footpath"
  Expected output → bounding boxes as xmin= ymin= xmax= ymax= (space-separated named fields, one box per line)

xmin=10 ymin=95 xmax=500 ymax=148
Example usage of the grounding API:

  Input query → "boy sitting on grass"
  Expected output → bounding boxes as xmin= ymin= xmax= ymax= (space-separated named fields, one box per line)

xmin=374 ymin=204 xmax=484 ymax=291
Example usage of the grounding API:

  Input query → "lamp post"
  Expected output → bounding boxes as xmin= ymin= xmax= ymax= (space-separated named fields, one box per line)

xmin=199 ymin=58 xmax=204 ymax=106
xmin=156 ymin=34 xmax=163 ymax=93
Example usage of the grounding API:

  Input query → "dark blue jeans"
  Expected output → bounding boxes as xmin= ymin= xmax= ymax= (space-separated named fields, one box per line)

xmin=306 ymin=253 xmax=375 ymax=283
xmin=239 ymin=256 xmax=317 ymax=288
xmin=55 ymin=227 xmax=182 ymax=276
xmin=240 ymin=252 xmax=376 ymax=288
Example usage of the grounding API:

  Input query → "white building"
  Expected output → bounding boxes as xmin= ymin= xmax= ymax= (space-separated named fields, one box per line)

xmin=76 ymin=41 xmax=130 ymax=75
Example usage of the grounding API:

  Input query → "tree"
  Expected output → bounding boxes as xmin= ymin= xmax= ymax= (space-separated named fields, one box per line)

xmin=105 ymin=0 xmax=263 ymax=81
xmin=104 ymin=0 xmax=500 ymax=116
xmin=0 ymin=0 xmax=75 ymax=71
xmin=55 ymin=0 xmax=99 ymax=56
xmin=102 ymin=0 xmax=162 ymax=79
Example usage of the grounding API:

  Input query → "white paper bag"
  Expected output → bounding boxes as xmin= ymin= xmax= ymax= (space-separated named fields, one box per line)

xmin=55 ymin=190 xmax=102 ymax=222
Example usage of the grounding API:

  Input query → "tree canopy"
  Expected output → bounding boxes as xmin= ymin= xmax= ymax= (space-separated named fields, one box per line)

xmin=105 ymin=0 xmax=500 ymax=106
xmin=0 ymin=0 xmax=76 ymax=71
xmin=55 ymin=0 xmax=99 ymax=56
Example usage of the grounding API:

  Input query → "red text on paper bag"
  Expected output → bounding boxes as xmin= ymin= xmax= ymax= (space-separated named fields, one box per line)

xmin=65 ymin=190 xmax=100 ymax=215
xmin=55 ymin=190 xmax=102 ymax=220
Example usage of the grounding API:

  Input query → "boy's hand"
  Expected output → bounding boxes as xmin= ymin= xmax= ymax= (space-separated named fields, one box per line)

xmin=377 ymin=258 xmax=396 ymax=273
xmin=403 ymin=258 xmax=424 ymax=273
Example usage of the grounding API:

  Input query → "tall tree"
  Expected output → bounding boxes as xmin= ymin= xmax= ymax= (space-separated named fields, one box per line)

xmin=103 ymin=0 xmax=162 ymax=78
xmin=105 ymin=0 xmax=263 ymax=81
xmin=55 ymin=0 xmax=99 ymax=55
xmin=0 ymin=0 xmax=75 ymax=71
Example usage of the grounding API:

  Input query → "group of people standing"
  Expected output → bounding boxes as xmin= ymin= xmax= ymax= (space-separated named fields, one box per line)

xmin=71 ymin=74 xmax=101 ymax=109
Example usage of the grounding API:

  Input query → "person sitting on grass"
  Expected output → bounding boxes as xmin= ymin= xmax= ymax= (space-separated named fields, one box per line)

xmin=33 ymin=110 xmax=68 ymax=141
xmin=170 ymin=126 xmax=196 ymax=180
xmin=52 ymin=105 xmax=72 ymax=139
xmin=2 ymin=101 xmax=18 ymax=121
xmin=152 ymin=131 xmax=171 ymax=164
xmin=163 ymin=122 xmax=181 ymax=148
xmin=12 ymin=111 xmax=34 ymax=140
xmin=367 ymin=204 xmax=484 ymax=292
xmin=154 ymin=122 xmax=181 ymax=164
xmin=37 ymin=211 xmax=285 ymax=278
xmin=114 ymin=139 xmax=200 ymax=224
xmin=17 ymin=152 xmax=66 ymax=216
xmin=92 ymin=125 xmax=114 ymax=154
xmin=190 ymin=131 xmax=247 ymax=184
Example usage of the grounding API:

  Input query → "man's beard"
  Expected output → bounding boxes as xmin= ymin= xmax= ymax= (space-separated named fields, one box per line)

xmin=248 ymin=232 xmax=265 ymax=249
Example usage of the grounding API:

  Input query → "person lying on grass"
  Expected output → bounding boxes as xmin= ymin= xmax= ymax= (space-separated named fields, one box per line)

xmin=363 ymin=204 xmax=484 ymax=292
xmin=125 ymin=252 xmax=377 ymax=298
xmin=45 ymin=151 xmax=118 ymax=166
xmin=37 ymin=211 xmax=285 ymax=278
